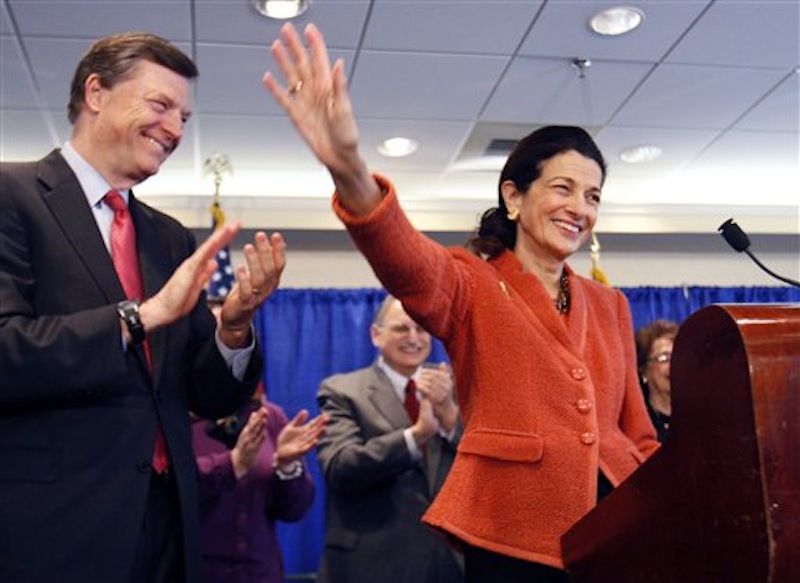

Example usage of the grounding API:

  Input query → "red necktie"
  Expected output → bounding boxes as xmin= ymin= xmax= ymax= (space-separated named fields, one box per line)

xmin=404 ymin=379 xmax=419 ymax=422
xmin=104 ymin=190 xmax=169 ymax=474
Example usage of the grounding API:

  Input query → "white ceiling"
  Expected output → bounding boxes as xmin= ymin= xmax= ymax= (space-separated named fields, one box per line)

xmin=1 ymin=0 xmax=798 ymax=236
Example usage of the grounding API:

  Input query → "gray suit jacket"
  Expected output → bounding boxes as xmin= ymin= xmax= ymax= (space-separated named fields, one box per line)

xmin=316 ymin=363 xmax=464 ymax=583
xmin=0 ymin=151 xmax=260 ymax=582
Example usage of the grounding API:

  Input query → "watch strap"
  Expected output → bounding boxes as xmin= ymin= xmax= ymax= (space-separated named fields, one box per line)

xmin=117 ymin=300 xmax=146 ymax=344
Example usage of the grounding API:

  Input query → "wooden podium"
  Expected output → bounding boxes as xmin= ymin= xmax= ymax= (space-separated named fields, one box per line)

xmin=561 ymin=304 xmax=800 ymax=582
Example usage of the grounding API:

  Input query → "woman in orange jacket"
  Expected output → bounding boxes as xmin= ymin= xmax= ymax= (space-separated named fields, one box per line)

xmin=264 ymin=23 xmax=660 ymax=582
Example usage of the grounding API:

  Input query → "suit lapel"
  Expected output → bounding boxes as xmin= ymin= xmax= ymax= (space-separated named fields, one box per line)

xmin=38 ymin=151 xmax=123 ymax=303
xmin=38 ymin=152 xmax=153 ymax=377
xmin=366 ymin=365 xmax=410 ymax=429
xmin=129 ymin=194 xmax=172 ymax=386
xmin=562 ymin=267 xmax=588 ymax=356
xmin=366 ymin=365 xmax=433 ymax=482
xmin=492 ymin=251 xmax=582 ymax=359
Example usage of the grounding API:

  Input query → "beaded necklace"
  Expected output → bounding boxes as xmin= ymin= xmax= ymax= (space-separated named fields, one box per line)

xmin=555 ymin=271 xmax=570 ymax=314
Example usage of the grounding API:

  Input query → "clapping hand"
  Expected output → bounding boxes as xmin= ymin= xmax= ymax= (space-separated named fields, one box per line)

xmin=231 ymin=406 xmax=269 ymax=479
xmin=416 ymin=363 xmax=458 ymax=432
xmin=274 ymin=409 xmax=328 ymax=470
xmin=137 ymin=225 xmax=286 ymax=350
xmin=219 ymin=231 xmax=287 ymax=348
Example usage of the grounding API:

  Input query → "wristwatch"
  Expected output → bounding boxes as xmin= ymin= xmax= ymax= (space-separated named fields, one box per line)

xmin=116 ymin=300 xmax=146 ymax=345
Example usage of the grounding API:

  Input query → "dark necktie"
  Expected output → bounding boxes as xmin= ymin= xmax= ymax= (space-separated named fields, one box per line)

xmin=404 ymin=379 xmax=419 ymax=422
xmin=104 ymin=190 xmax=169 ymax=474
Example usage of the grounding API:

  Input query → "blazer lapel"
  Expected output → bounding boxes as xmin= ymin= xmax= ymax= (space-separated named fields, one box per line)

xmin=366 ymin=365 xmax=410 ymax=429
xmin=129 ymin=194 xmax=172 ymax=386
xmin=562 ymin=265 xmax=588 ymax=356
xmin=37 ymin=151 xmax=123 ymax=303
xmin=493 ymin=253 xmax=577 ymax=347
xmin=38 ymin=151 xmax=152 ymax=377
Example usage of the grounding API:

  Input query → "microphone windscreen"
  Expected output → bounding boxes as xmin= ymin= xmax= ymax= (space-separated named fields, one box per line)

xmin=718 ymin=218 xmax=750 ymax=252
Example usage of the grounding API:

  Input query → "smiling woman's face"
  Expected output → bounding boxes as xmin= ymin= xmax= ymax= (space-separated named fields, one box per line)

xmin=503 ymin=149 xmax=603 ymax=263
xmin=645 ymin=335 xmax=674 ymax=399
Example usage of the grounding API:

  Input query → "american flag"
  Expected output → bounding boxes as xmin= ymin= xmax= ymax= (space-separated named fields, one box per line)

xmin=207 ymin=200 xmax=235 ymax=299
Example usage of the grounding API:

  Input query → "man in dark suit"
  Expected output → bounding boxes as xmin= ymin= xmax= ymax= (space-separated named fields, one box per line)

xmin=0 ymin=32 xmax=286 ymax=582
xmin=315 ymin=295 xmax=465 ymax=583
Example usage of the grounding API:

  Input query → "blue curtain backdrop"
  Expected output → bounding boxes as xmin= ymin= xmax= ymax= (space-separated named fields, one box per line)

xmin=253 ymin=286 xmax=800 ymax=577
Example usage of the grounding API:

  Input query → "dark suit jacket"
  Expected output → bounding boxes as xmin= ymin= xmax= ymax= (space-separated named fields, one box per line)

xmin=315 ymin=363 xmax=464 ymax=583
xmin=0 ymin=150 xmax=261 ymax=582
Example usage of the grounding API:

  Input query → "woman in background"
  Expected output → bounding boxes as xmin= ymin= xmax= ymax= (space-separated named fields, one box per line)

xmin=192 ymin=298 xmax=327 ymax=583
xmin=635 ymin=319 xmax=679 ymax=442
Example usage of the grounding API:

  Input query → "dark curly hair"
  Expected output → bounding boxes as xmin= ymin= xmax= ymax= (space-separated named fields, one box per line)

xmin=467 ymin=126 xmax=607 ymax=258
xmin=68 ymin=31 xmax=198 ymax=124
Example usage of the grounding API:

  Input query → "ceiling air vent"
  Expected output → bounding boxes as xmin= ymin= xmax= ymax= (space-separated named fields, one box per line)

xmin=484 ymin=138 xmax=518 ymax=156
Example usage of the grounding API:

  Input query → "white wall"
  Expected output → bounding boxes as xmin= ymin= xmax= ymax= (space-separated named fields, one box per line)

xmin=220 ymin=230 xmax=800 ymax=289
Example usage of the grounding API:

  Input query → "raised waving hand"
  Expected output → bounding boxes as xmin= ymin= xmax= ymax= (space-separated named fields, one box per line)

xmin=263 ymin=23 xmax=380 ymax=216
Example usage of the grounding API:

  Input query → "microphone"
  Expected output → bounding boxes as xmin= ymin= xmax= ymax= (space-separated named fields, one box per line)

xmin=718 ymin=218 xmax=800 ymax=288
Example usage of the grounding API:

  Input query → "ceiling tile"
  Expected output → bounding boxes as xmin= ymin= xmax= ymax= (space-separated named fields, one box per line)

xmin=519 ymin=0 xmax=711 ymax=62
xmin=7 ymin=0 xmax=192 ymax=41
xmin=666 ymin=0 xmax=800 ymax=68
xmin=349 ymin=51 xmax=507 ymax=120
xmin=1 ymin=37 xmax=36 ymax=108
xmin=483 ymin=57 xmax=652 ymax=125
xmin=613 ymin=63 xmax=790 ymax=129
xmin=195 ymin=44 xmax=353 ymax=116
xmin=596 ymin=126 xmax=720 ymax=179
xmin=195 ymin=0 xmax=370 ymax=47
xmin=734 ymin=72 xmax=800 ymax=133
xmin=364 ymin=1 xmax=543 ymax=54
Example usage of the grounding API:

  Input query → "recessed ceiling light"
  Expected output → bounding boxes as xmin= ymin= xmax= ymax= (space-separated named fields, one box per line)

xmin=378 ymin=137 xmax=419 ymax=158
xmin=588 ymin=6 xmax=644 ymax=36
xmin=620 ymin=145 xmax=662 ymax=164
xmin=251 ymin=0 xmax=310 ymax=20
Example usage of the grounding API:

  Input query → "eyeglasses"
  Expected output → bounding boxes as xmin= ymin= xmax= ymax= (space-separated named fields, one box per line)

xmin=648 ymin=352 xmax=671 ymax=364
xmin=385 ymin=323 xmax=428 ymax=336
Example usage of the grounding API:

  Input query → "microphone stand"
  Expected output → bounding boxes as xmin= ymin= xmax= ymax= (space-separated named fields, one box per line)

xmin=742 ymin=248 xmax=800 ymax=288
xmin=718 ymin=218 xmax=800 ymax=288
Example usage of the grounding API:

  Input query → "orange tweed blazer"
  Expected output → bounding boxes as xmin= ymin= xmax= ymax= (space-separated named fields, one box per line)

xmin=333 ymin=176 xmax=659 ymax=569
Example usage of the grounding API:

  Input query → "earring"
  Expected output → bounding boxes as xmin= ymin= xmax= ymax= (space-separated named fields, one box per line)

xmin=506 ymin=207 xmax=519 ymax=222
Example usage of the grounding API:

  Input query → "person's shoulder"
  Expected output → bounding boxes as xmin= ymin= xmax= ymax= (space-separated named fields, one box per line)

xmin=450 ymin=245 xmax=486 ymax=266
xmin=572 ymin=273 xmax=631 ymax=322
xmin=0 ymin=159 xmax=36 ymax=175
xmin=320 ymin=365 xmax=376 ymax=393
xmin=262 ymin=400 xmax=291 ymax=430
xmin=573 ymin=271 xmax=621 ymax=298
xmin=133 ymin=197 xmax=186 ymax=231
xmin=131 ymin=196 xmax=196 ymax=250
xmin=263 ymin=400 xmax=287 ymax=418
xmin=1 ymin=150 xmax=64 ymax=189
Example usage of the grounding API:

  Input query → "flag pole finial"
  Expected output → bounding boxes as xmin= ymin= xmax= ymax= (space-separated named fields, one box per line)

xmin=203 ymin=154 xmax=236 ymax=299
xmin=202 ymin=153 xmax=233 ymax=203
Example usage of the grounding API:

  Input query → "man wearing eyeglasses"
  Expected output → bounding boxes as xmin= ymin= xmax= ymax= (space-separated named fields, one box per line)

xmin=315 ymin=295 xmax=464 ymax=582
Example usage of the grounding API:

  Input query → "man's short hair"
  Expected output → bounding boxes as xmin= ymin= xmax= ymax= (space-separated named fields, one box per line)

xmin=67 ymin=31 xmax=198 ymax=124
xmin=372 ymin=295 xmax=400 ymax=327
